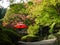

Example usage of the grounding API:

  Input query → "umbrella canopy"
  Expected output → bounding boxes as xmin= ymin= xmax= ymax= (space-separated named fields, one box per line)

xmin=14 ymin=23 xmax=28 ymax=29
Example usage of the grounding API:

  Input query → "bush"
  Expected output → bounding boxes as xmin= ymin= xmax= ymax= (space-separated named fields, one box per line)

xmin=27 ymin=0 xmax=60 ymax=34
xmin=20 ymin=0 xmax=60 ymax=41
xmin=2 ymin=0 xmax=60 ymax=42
xmin=3 ymin=2 xmax=34 ymax=27
xmin=0 ymin=26 xmax=20 ymax=45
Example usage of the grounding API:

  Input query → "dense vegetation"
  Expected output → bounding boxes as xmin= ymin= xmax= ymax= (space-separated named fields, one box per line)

xmin=0 ymin=0 xmax=60 ymax=44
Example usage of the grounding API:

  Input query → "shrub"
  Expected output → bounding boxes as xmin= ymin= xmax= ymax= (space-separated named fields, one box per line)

xmin=3 ymin=2 xmax=34 ymax=27
xmin=0 ymin=25 xmax=20 ymax=45
xmin=27 ymin=0 xmax=60 ymax=34
xmin=21 ymin=0 xmax=60 ymax=41
xmin=2 ymin=0 xmax=60 ymax=42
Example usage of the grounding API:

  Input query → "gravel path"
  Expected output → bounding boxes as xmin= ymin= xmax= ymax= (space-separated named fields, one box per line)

xmin=18 ymin=38 xmax=57 ymax=45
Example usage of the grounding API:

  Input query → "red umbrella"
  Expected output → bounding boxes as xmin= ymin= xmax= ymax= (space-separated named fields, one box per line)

xmin=14 ymin=23 xmax=28 ymax=29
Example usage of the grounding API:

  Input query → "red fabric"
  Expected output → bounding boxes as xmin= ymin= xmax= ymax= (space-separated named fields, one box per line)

xmin=14 ymin=24 xmax=27 ymax=29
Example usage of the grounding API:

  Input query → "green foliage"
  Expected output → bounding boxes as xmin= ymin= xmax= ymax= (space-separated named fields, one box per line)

xmin=9 ymin=3 xmax=26 ymax=14
xmin=48 ymin=34 xmax=56 ymax=39
xmin=3 ymin=2 xmax=33 ymax=24
xmin=10 ymin=0 xmax=14 ymax=3
xmin=0 ymin=31 xmax=11 ymax=43
xmin=21 ymin=35 xmax=38 ymax=42
xmin=27 ymin=0 xmax=60 ymax=34
xmin=21 ymin=35 xmax=36 ymax=40
xmin=49 ymin=22 xmax=56 ymax=33
xmin=0 ymin=26 xmax=20 ymax=44
xmin=57 ymin=31 xmax=60 ymax=35
xmin=28 ymin=1 xmax=33 ymax=6
xmin=24 ymin=19 xmax=33 ymax=25
xmin=30 ymin=3 xmax=60 ymax=25
xmin=27 ymin=24 xmax=39 ymax=35
xmin=2 ymin=0 xmax=60 ymax=42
